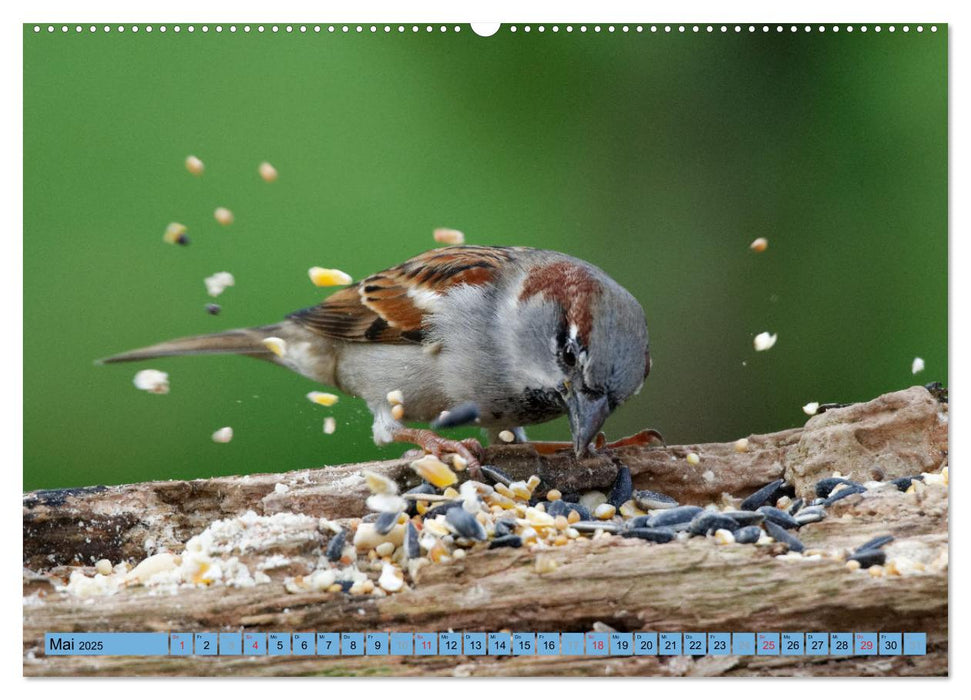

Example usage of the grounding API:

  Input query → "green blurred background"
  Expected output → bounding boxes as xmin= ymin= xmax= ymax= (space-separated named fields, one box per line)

xmin=23 ymin=24 xmax=947 ymax=490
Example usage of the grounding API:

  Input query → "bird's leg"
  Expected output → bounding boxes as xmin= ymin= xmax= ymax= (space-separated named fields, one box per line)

xmin=393 ymin=428 xmax=484 ymax=478
xmin=526 ymin=428 xmax=665 ymax=456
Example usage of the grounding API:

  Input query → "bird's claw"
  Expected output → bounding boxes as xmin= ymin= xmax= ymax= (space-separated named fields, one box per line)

xmin=526 ymin=428 xmax=665 ymax=456
xmin=393 ymin=428 xmax=484 ymax=479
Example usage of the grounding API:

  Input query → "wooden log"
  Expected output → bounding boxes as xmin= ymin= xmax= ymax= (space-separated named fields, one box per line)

xmin=22 ymin=386 xmax=948 ymax=676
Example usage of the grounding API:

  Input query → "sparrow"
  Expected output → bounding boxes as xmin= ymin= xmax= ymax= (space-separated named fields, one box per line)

xmin=101 ymin=246 xmax=652 ymax=475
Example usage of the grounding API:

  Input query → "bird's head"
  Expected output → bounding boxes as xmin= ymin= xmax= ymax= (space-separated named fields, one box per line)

xmin=512 ymin=257 xmax=650 ymax=457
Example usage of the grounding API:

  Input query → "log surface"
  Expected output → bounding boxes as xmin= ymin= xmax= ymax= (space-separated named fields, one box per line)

xmin=23 ymin=386 xmax=949 ymax=677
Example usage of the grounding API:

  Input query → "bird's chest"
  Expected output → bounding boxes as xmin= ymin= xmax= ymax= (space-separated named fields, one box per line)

xmin=477 ymin=386 xmax=565 ymax=427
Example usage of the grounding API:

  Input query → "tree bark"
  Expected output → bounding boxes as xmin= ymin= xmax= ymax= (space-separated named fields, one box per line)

xmin=23 ymin=386 xmax=948 ymax=676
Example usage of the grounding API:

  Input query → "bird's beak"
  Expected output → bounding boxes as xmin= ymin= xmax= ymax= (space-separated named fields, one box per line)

xmin=564 ymin=386 xmax=610 ymax=458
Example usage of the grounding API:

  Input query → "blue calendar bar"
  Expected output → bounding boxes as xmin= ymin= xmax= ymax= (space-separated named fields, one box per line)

xmin=41 ymin=630 xmax=932 ymax=657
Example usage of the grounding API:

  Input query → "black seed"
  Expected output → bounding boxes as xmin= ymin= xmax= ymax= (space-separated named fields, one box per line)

xmin=375 ymin=511 xmax=399 ymax=535
xmin=633 ymin=489 xmax=679 ymax=511
xmin=855 ymin=534 xmax=894 ymax=553
xmin=176 ymin=233 xmax=190 ymax=246
xmin=688 ymin=512 xmax=740 ymax=536
xmin=815 ymin=477 xmax=861 ymax=499
xmin=337 ymin=580 xmax=354 ymax=593
xmin=788 ymin=498 xmax=804 ymax=516
xmin=607 ymin=465 xmax=633 ymax=508
xmin=764 ymin=521 xmax=805 ymax=552
xmin=626 ymin=515 xmax=652 ymax=529
xmin=494 ymin=519 xmax=517 ymax=537
xmin=758 ymin=506 xmax=801 ymax=530
xmin=489 ymin=535 xmax=523 ymax=549
xmin=431 ymin=402 xmax=480 ymax=430
xmin=446 ymin=507 xmax=486 ymax=541
xmin=848 ymin=549 xmax=886 ymax=568
xmin=810 ymin=498 xmax=826 ymax=506
xmin=720 ymin=510 xmax=765 ymax=527
xmin=622 ymin=527 xmax=676 ymax=543
xmin=205 ymin=303 xmax=221 ymax=315
xmin=734 ymin=525 xmax=762 ymax=544
xmin=422 ymin=500 xmax=464 ymax=519
xmin=405 ymin=521 xmax=420 ymax=559
xmin=823 ymin=484 xmax=866 ymax=506
xmin=570 ymin=521 xmax=621 ymax=534
xmin=548 ymin=500 xmax=591 ymax=521
xmin=325 ymin=529 xmax=347 ymax=562
xmin=794 ymin=511 xmax=825 ymax=526
xmin=891 ymin=475 xmax=924 ymax=492
xmin=480 ymin=465 xmax=513 ymax=486
xmin=404 ymin=483 xmax=436 ymax=516
xmin=648 ymin=505 xmax=703 ymax=528
xmin=740 ymin=479 xmax=786 ymax=511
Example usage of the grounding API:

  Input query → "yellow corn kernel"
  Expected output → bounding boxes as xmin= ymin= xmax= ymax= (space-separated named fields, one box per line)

xmin=567 ymin=509 xmax=581 ymax=524
xmin=749 ymin=237 xmax=768 ymax=252
xmin=386 ymin=390 xmax=404 ymax=406
xmin=433 ymin=227 xmax=465 ymax=245
xmin=259 ymin=161 xmax=278 ymax=182
xmin=526 ymin=475 xmax=541 ymax=491
xmin=546 ymin=489 xmax=562 ymax=501
xmin=686 ymin=452 xmax=700 ymax=466
xmin=410 ymin=455 xmax=457 ymax=488
xmin=391 ymin=404 xmax=405 ymax=421
xmin=163 ymin=222 xmax=188 ymax=246
xmin=308 ymin=266 xmax=353 ymax=287
xmin=185 ymin=155 xmax=204 ymax=175
xmin=213 ymin=207 xmax=234 ymax=226
xmin=261 ymin=337 xmax=287 ymax=357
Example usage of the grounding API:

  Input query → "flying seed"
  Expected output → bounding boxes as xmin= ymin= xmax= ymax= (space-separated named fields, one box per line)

xmin=734 ymin=438 xmax=749 ymax=453
xmin=211 ymin=427 xmax=233 ymax=443
xmin=213 ymin=207 xmax=234 ymax=226
xmin=764 ymin=521 xmax=804 ymax=552
xmin=498 ymin=430 xmax=516 ymax=443
xmin=391 ymin=404 xmax=405 ymax=421
xmin=306 ymin=391 xmax=339 ymax=406
xmin=323 ymin=417 xmax=336 ymax=434
xmin=757 ymin=506 xmax=800 ymax=530
xmin=753 ymin=332 xmax=778 ymax=351
xmin=325 ymin=529 xmax=347 ymax=562
xmin=740 ymin=479 xmax=786 ymax=511
xmin=912 ymin=357 xmax=925 ymax=374
xmin=734 ymin=525 xmax=762 ymax=544
xmin=647 ymin=505 xmax=703 ymax=528
xmin=386 ymin=390 xmax=404 ymax=406
xmin=308 ymin=266 xmax=353 ymax=287
xmin=259 ymin=161 xmax=278 ymax=182
xmin=594 ymin=503 xmax=616 ymax=520
xmin=430 ymin=402 xmax=480 ymax=429
xmin=446 ymin=507 xmax=486 ymax=540
xmin=686 ymin=452 xmax=700 ymax=465
xmin=749 ymin=237 xmax=768 ymax=252
xmin=204 ymin=271 xmax=235 ymax=297
xmin=803 ymin=402 xmax=820 ymax=416
xmin=433 ymin=227 xmax=466 ymax=245
xmin=410 ymin=455 xmax=457 ymax=490
xmin=489 ymin=535 xmax=522 ymax=549
xmin=633 ymin=489 xmax=678 ymax=511
xmin=185 ymin=155 xmax=204 ymax=175
xmin=163 ymin=222 xmax=189 ymax=246
xmin=133 ymin=369 xmax=169 ymax=394
xmin=261 ymin=337 xmax=287 ymax=357
xmin=205 ymin=303 xmax=221 ymax=315
xmin=607 ymin=465 xmax=633 ymax=507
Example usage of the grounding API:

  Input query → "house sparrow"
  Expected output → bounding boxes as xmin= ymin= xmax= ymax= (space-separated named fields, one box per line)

xmin=101 ymin=246 xmax=652 ymax=475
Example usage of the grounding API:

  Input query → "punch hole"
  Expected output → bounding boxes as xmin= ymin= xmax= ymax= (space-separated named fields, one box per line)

xmin=470 ymin=23 xmax=499 ymax=37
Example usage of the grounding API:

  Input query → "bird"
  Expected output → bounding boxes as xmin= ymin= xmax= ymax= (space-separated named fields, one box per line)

xmin=100 ymin=245 xmax=652 ymax=476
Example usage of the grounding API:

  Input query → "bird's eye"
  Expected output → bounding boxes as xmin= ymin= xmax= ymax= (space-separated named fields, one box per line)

xmin=561 ymin=344 xmax=577 ymax=368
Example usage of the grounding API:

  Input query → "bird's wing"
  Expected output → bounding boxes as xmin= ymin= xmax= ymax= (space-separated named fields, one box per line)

xmin=288 ymin=246 xmax=519 ymax=344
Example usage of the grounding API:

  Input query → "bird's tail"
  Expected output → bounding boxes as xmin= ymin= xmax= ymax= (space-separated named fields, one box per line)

xmin=97 ymin=324 xmax=283 ymax=364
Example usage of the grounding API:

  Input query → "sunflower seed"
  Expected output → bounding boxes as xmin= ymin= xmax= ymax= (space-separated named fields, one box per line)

xmin=422 ymin=499 xmax=464 ymax=519
xmin=648 ymin=505 xmax=703 ymax=528
xmin=489 ymin=535 xmax=523 ymax=549
xmin=855 ymin=535 xmax=894 ymax=553
xmin=740 ymin=479 xmax=786 ymax=511
xmin=494 ymin=518 xmax=517 ymax=537
xmin=375 ymin=511 xmax=400 ymax=535
xmin=758 ymin=506 xmax=801 ymax=530
xmin=823 ymin=484 xmax=866 ymax=506
xmin=480 ymin=465 xmax=513 ymax=486
xmin=815 ymin=477 xmax=859 ymax=499
xmin=607 ymin=465 xmax=633 ymax=507
xmin=325 ymin=529 xmax=347 ymax=562
xmin=720 ymin=510 xmax=765 ymax=527
xmin=446 ymin=507 xmax=486 ymax=541
xmin=794 ymin=511 xmax=825 ymax=526
xmin=788 ymin=498 xmax=804 ymax=515
xmin=633 ymin=489 xmax=679 ymax=510
xmin=570 ymin=520 xmax=621 ymax=534
xmin=622 ymin=527 xmax=676 ymax=543
xmin=430 ymin=402 xmax=480 ymax=429
xmin=404 ymin=521 xmax=420 ymax=559
xmin=688 ymin=512 xmax=740 ymax=536
xmin=848 ymin=549 xmax=886 ymax=568
xmin=734 ymin=525 xmax=763 ymax=544
xmin=546 ymin=500 xmax=591 ymax=521
xmin=626 ymin=515 xmax=652 ymax=529
xmin=764 ymin=521 xmax=805 ymax=552
xmin=891 ymin=475 xmax=924 ymax=492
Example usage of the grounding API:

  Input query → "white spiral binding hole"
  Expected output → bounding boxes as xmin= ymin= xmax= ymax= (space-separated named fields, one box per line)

xmin=31 ymin=23 xmax=939 ymax=36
